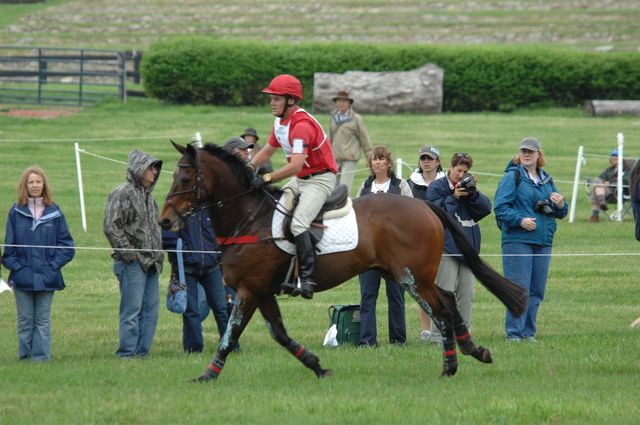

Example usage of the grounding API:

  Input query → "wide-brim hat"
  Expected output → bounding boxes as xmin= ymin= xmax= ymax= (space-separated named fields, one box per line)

xmin=519 ymin=137 xmax=541 ymax=152
xmin=419 ymin=145 xmax=440 ymax=160
xmin=224 ymin=137 xmax=254 ymax=151
xmin=332 ymin=90 xmax=354 ymax=103
xmin=241 ymin=127 xmax=259 ymax=141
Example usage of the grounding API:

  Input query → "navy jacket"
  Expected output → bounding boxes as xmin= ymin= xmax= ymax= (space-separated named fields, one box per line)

xmin=427 ymin=175 xmax=492 ymax=256
xmin=162 ymin=209 xmax=220 ymax=276
xmin=2 ymin=203 xmax=75 ymax=291
xmin=494 ymin=162 xmax=568 ymax=247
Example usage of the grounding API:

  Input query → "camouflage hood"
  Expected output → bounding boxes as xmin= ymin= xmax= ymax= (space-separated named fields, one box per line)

xmin=103 ymin=150 xmax=164 ymax=273
xmin=126 ymin=149 xmax=162 ymax=192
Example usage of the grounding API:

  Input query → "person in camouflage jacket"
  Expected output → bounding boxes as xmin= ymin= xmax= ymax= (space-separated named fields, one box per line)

xmin=104 ymin=149 xmax=163 ymax=358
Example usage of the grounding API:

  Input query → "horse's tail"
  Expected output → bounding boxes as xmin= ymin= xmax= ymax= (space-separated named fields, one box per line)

xmin=426 ymin=202 xmax=527 ymax=316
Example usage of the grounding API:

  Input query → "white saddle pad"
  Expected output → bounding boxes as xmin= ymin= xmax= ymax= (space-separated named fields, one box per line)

xmin=271 ymin=194 xmax=359 ymax=255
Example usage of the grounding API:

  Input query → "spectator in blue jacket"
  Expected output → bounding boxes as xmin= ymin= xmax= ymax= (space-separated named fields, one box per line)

xmin=426 ymin=153 xmax=492 ymax=344
xmin=2 ymin=166 xmax=75 ymax=361
xmin=162 ymin=209 xmax=229 ymax=353
xmin=494 ymin=137 xmax=568 ymax=342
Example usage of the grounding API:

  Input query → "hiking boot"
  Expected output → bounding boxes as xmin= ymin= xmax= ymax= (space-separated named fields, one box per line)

xmin=290 ymin=231 xmax=316 ymax=300
xmin=589 ymin=215 xmax=599 ymax=223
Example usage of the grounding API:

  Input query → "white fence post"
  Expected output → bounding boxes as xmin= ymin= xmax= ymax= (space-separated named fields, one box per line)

xmin=396 ymin=158 xmax=403 ymax=179
xmin=569 ymin=145 xmax=584 ymax=224
xmin=612 ymin=132 xmax=625 ymax=221
xmin=74 ymin=143 xmax=87 ymax=232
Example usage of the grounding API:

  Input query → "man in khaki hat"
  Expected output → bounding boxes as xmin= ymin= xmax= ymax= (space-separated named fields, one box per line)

xmin=330 ymin=90 xmax=373 ymax=196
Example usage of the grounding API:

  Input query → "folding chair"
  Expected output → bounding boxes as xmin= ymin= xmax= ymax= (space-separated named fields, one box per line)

xmin=585 ymin=178 xmax=632 ymax=220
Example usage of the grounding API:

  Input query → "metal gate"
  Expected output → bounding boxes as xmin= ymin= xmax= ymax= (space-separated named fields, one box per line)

xmin=0 ymin=46 xmax=128 ymax=106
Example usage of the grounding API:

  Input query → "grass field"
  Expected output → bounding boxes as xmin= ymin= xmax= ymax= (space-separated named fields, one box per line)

xmin=1 ymin=0 xmax=640 ymax=51
xmin=0 ymin=100 xmax=639 ymax=424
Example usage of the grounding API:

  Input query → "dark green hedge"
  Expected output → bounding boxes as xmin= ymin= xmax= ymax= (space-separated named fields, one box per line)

xmin=141 ymin=38 xmax=640 ymax=112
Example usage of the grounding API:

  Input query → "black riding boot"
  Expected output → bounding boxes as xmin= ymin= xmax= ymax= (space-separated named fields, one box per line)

xmin=291 ymin=231 xmax=316 ymax=300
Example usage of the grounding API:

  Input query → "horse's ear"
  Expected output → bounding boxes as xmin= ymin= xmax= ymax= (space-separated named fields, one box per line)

xmin=171 ymin=140 xmax=186 ymax=154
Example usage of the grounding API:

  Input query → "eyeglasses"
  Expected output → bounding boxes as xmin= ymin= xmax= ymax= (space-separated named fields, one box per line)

xmin=454 ymin=152 xmax=470 ymax=158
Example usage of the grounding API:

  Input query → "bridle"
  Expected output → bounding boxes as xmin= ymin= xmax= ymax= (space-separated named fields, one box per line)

xmin=164 ymin=149 xmax=210 ymax=224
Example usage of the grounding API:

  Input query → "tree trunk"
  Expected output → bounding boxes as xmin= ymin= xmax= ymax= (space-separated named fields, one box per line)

xmin=584 ymin=100 xmax=640 ymax=117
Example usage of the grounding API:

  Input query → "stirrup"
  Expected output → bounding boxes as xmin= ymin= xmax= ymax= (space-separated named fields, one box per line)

xmin=280 ymin=280 xmax=298 ymax=296
xmin=291 ymin=280 xmax=316 ymax=300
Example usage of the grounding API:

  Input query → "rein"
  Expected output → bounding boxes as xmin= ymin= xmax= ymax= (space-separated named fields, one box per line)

xmin=167 ymin=148 xmax=288 ymax=246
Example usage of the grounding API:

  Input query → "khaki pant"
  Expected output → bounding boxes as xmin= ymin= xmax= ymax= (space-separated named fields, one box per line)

xmin=336 ymin=160 xmax=358 ymax=197
xmin=429 ymin=255 xmax=475 ymax=342
xmin=283 ymin=172 xmax=337 ymax=236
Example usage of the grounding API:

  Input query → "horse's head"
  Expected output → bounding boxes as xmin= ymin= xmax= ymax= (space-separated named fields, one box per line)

xmin=159 ymin=141 xmax=206 ymax=231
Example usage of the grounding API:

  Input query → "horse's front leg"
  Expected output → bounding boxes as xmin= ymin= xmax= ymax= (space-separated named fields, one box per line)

xmin=258 ymin=295 xmax=332 ymax=378
xmin=195 ymin=289 xmax=258 ymax=382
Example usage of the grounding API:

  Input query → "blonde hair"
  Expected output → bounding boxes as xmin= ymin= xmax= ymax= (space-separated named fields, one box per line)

xmin=17 ymin=166 xmax=54 ymax=206
xmin=513 ymin=150 xmax=546 ymax=168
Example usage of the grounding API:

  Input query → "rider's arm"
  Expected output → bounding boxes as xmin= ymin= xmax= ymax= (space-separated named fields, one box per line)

xmin=250 ymin=144 xmax=277 ymax=168
xmin=270 ymin=153 xmax=306 ymax=182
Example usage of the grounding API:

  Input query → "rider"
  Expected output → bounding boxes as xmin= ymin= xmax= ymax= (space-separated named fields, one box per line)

xmin=249 ymin=74 xmax=338 ymax=299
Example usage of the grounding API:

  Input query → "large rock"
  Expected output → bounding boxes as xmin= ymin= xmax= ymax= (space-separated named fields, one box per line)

xmin=313 ymin=64 xmax=443 ymax=114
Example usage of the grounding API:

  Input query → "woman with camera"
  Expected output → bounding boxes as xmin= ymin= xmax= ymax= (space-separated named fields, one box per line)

xmin=426 ymin=152 xmax=492 ymax=344
xmin=494 ymin=137 xmax=568 ymax=342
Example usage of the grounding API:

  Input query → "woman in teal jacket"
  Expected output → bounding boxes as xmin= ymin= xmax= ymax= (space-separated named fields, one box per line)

xmin=494 ymin=138 xmax=567 ymax=342
xmin=2 ymin=166 xmax=75 ymax=361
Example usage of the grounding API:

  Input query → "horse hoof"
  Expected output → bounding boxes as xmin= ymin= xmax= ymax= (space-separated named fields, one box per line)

xmin=472 ymin=346 xmax=493 ymax=364
xmin=318 ymin=368 xmax=333 ymax=378
xmin=192 ymin=372 xmax=216 ymax=383
xmin=440 ymin=363 xmax=458 ymax=377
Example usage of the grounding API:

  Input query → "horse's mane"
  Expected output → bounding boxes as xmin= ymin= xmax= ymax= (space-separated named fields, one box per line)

xmin=200 ymin=143 xmax=283 ymax=197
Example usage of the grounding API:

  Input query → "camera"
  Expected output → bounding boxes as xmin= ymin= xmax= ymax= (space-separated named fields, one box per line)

xmin=458 ymin=173 xmax=477 ymax=193
xmin=535 ymin=200 xmax=554 ymax=217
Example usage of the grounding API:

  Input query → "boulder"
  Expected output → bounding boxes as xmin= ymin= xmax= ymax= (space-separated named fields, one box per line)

xmin=313 ymin=64 xmax=443 ymax=114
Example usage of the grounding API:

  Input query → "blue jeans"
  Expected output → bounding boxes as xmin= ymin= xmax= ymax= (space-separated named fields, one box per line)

xmin=502 ymin=243 xmax=552 ymax=339
xmin=113 ymin=260 xmax=159 ymax=357
xmin=14 ymin=289 xmax=54 ymax=361
xmin=182 ymin=268 xmax=228 ymax=353
xmin=358 ymin=269 xmax=406 ymax=346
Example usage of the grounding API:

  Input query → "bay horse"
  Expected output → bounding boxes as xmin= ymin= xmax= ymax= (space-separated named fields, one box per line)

xmin=159 ymin=142 xmax=527 ymax=381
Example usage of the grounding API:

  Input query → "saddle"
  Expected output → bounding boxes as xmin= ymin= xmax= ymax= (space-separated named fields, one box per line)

xmin=281 ymin=184 xmax=351 ymax=245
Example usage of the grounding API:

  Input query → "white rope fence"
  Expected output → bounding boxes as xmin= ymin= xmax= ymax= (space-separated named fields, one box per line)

xmin=2 ymin=243 xmax=640 ymax=258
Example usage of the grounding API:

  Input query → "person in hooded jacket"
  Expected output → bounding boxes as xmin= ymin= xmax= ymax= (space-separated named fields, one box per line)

xmin=104 ymin=150 xmax=163 ymax=358
xmin=494 ymin=137 xmax=568 ymax=342
xmin=3 ymin=166 xmax=75 ymax=361
xmin=426 ymin=153 xmax=491 ymax=344
xmin=406 ymin=144 xmax=446 ymax=342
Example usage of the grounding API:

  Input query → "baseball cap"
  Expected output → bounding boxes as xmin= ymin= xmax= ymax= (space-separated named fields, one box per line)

xmin=519 ymin=137 xmax=541 ymax=152
xmin=224 ymin=137 xmax=254 ymax=152
xmin=419 ymin=145 xmax=440 ymax=160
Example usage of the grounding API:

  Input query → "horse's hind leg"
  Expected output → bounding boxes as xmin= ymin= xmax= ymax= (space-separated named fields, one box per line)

xmin=196 ymin=291 xmax=258 ymax=382
xmin=436 ymin=286 xmax=492 ymax=364
xmin=258 ymin=295 xmax=332 ymax=378
xmin=396 ymin=267 xmax=458 ymax=376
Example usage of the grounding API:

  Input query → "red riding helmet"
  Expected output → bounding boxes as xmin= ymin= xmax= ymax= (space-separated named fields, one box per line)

xmin=262 ymin=74 xmax=303 ymax=100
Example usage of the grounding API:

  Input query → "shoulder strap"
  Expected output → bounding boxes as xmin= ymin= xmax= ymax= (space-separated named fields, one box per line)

xmin=514 ymin=168 xmax=521 ymax=187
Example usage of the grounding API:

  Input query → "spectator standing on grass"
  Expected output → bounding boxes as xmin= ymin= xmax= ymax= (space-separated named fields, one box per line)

xmin=406 ymin=144 xmax=445 ymax=342
xmin=241 ymin=127 xmax=273 ymax=175
xmin=329 ymin=90 xmax=373 ymax=196
xmin=356 ymin=146 xmax=412 ymax=347
xmin=494 ymin=137 xmax=568 ymax=342
xmin=426 ymin=153 xmax=491 ymax=344
xmin=162 ymin=209 xmax=231 ymax=353
xmin=104 ymin=150 xmax=163 ymax=358
xmin=2 ymin=166 xmax=75 ymax=361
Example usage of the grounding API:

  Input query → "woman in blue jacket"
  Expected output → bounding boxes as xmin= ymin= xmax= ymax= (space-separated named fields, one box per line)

xmin=2 ymin=166 xmax=75 ymax=361
xmin=494 ymin=138 xmax=567 ymax=342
